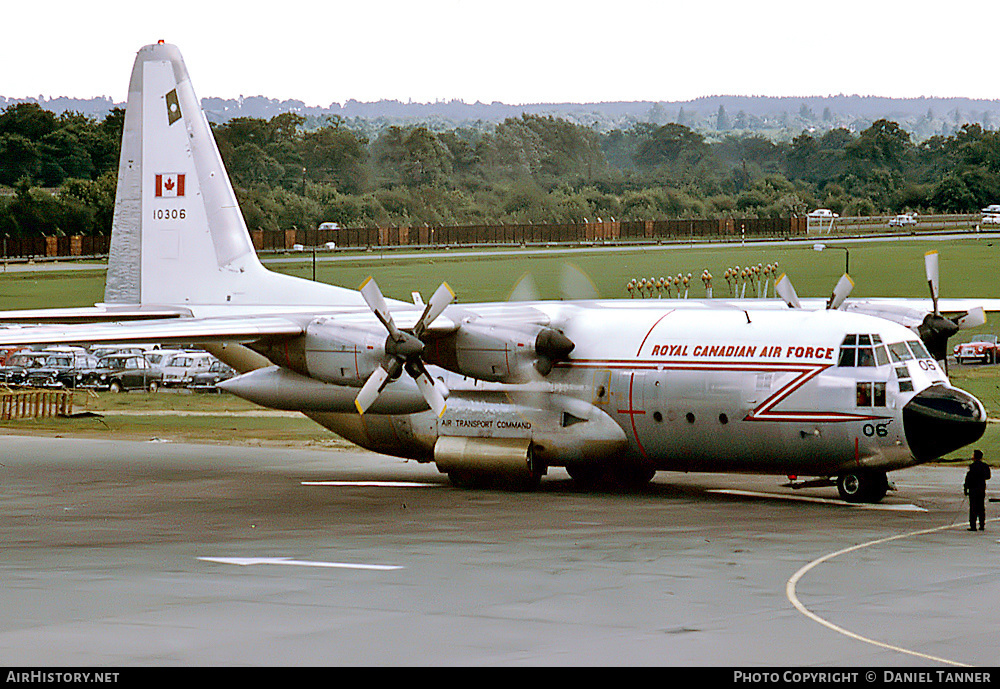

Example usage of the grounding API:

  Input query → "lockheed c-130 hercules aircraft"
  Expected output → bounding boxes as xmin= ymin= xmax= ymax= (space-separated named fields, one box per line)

xmin=0 ymin=42 xmax=993 ymax=503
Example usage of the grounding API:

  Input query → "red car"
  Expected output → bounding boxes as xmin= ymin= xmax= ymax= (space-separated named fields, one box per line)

xmin=953 ymin=335 xmax=999 ymax=365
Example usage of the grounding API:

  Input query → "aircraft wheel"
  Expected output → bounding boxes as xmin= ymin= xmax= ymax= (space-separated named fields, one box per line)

xmin=614 ymin=463 xmax=656 ymax=488
xmin=448 ymin=467 xmax=542 ymax=491
xmin=837 ymin=470 xmax=888 ymax=503
xmin=566 ymin=462 xmax=607 ymax=488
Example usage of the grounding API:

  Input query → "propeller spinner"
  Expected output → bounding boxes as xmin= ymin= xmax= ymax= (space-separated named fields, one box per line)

xmin=355 ymin=277 xmax=454 ymax=417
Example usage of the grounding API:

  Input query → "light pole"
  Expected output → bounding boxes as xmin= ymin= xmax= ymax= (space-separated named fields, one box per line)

xmin=813 ymin=243 xmax=850 ymax=275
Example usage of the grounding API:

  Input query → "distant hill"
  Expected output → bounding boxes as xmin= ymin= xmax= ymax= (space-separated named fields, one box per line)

xmin=5 ymin=93 xmax=999 ymax=141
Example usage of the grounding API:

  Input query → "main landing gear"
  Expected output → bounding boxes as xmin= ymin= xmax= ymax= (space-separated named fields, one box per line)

xmin=836 ymin=470 xmax=890 ymax=504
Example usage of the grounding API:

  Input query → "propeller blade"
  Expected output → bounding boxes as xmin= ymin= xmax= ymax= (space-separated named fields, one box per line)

xmin=559 ymin=263 xmax=600 ymax=301
xmin=359 ymin=276 xmax=402 ymax=340
xmin=924 ymin=250 xmax=940 ymax=315
xmin=957 ymin=306 xmax=987 ymax=330
xmin=774 ymin=273 xmax=801 ymax=309
xmin=413 ymin=282 xmax=455 ymax=338
xmin=826 ymin=274 xmax=854 ymax=310
xmin=354 ymin=365 xmax=392 ymax=415
xmin=407 ymin=360 xmax=448 ymax=417
xmin=507 ymin=273 xmax=540 ymax=302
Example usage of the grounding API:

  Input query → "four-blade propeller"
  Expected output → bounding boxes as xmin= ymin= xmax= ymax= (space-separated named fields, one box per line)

xmin=918 ymin=250 xmax=985 ymax=366
xmin=355 ymin=277 xmax=454 ymax=417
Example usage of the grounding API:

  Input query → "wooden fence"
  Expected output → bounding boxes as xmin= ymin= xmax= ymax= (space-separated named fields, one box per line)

xmin=0 ymin=390 xmax=74 ymax=419
xmin=252 ymin=217 xmax=810 ymax=251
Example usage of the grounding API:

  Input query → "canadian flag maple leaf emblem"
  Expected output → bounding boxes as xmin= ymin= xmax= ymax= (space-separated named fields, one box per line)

xmin=155 ymin=173 xmax=185 ymax=198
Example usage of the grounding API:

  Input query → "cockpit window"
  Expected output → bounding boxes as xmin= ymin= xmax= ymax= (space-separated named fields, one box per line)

xmin=907 ymin=340 xmax=931 ymax=360
xmin=888 ymin=342 xmax=913 ymax=362
xmin=856 ymin=347 xmax=875 ymax=367
xmin=874 ymin=345 xmax=889 ymax=366
xmin=838 ymin=333 xmax=882 ymax=367
xmin=838 ymin=347 xmax=856 ymax=367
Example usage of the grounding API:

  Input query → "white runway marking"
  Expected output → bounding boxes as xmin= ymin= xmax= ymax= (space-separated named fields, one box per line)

xmin=300 ymin=480 xmax=440 ymax=488
xmin=710 ymin=489 xmax=927 ymax=511
xmin=785 ymin=519 xmax=1000 ymax=667
xmin=199 ymin=556 xmax=403 ymax=571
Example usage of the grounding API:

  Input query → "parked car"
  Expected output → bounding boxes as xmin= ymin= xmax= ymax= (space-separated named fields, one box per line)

xmin=953 ymin=335 xmax=1000 ymax=365
xmin=145 ymin=349 xmax=188 ymax=372
xmin=25 ymin=349 xmax=99 ymax=389
xmin=188 ymin=360 xmax=236 ymax=392
xmin=808 ymin=209 xmax=837 ymax=219
xmin=981 ymin=214 xmax=1000 ymax=225
xmin=981 ymin=205 xmax=1000 ymax=214
xmin=82 ymin=354 xmax=164 ymax=392
xmin=888 ymin=214 xmax=917 ymax=227
xmin=0 ymin=350 xmax=49 ymax=386
xmin=90 ymin=345 xmax=150 ymax=360
xmin=0 ymin=345 xmax=24 ymax=365
xmin=160 ymin=352 xmax=216 ymax=387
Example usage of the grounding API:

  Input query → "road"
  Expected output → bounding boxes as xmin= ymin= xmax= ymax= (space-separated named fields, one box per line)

xmin=1 ymin=435 xmax=997 ymax=667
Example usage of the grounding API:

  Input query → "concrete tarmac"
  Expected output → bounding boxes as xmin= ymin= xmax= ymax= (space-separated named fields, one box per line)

xmin=1 ymin=434 xmax=997 ymax=667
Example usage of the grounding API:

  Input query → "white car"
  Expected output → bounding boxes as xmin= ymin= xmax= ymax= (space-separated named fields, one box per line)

xmin=145 ymin=349 xmax=188 ymax=371
xmin=159 ymin=352 xmax=216 ymax=386
xmin=888 ymin=214 xmax=917 ymax=227
xmin=981 ymin=214 xmax=1000 ymax=225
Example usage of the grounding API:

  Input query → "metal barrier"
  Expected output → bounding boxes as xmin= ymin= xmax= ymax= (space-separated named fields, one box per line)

xmin=0 ymin=390 xmax=74 ymax=420
xmin=1 ymin=214 xmax=989 ymax=262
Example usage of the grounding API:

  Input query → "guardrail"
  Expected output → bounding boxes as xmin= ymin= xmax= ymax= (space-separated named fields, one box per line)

xmin=0 ymin=214 xmax=992 ymax=261
xmin=0 ymin=389 xmax=74 ymax=420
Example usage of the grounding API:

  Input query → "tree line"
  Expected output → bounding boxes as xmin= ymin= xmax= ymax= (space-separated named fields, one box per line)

xmin=1 ymin=100 xmax=999 ymax=237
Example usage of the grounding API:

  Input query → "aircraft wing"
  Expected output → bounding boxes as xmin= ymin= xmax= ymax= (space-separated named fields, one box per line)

xmin=0 ymin=315 xmax=305 ymax=348
xmin=0 ymin=304 xmax=192 ymax=323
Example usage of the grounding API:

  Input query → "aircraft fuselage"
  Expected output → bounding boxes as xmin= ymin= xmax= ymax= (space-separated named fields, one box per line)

xmin=256 ymin=301 xmax=984 ymax=486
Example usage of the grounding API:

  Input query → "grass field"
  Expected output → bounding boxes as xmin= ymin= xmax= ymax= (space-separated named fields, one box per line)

xmin=0 ymin=234 xmax=997 ymax=463
xmin=274 ymin=235 xmax=1000 ymax=305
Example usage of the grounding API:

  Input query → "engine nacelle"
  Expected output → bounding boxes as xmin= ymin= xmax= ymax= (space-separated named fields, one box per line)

xmin=218 ymin=366 xmax=430 ymax=415
xmin=426 ymin=322 xmax=573 ymax=383
xmin=252 ymin=318 xmax=386 ymax=387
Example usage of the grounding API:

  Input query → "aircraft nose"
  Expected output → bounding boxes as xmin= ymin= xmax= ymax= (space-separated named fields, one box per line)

xmin=903 ymin=384 xmax=987 ymax=461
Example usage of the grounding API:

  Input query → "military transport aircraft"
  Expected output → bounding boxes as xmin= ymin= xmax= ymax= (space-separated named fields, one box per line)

xmin=0 ymin=42 xmax=991 ymax=503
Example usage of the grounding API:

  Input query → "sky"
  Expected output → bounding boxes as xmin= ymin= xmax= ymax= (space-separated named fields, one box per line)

xmin=3 ymin=0 xmax=1000 ymax=107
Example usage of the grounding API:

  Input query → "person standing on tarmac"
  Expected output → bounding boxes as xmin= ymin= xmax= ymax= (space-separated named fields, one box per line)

xmin=964 ymin=449 xmax=991 ymax=531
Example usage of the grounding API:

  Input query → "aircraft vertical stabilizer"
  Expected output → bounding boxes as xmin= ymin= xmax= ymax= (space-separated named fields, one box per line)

xmin=105 ymin=42 xmax=365 ymax=310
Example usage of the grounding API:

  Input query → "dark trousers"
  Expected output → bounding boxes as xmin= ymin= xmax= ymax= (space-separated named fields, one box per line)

xmin=970 ymin=493 xmax=986 ymax=529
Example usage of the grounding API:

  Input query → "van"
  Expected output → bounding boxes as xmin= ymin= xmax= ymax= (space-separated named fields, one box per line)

xmin=159 ymin=352 xmax=216 ymax=387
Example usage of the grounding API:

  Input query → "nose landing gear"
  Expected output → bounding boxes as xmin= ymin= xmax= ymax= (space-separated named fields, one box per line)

xmin=837 ymin=470 xmax=889 ymax=503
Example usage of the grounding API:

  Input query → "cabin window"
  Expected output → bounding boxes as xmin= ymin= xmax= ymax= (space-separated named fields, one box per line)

xmin=895 ymin=363 xmax=914 ymax=393
xmin=856 ymin=382 xmax=872 ymax=406
xmin=856 ymin=381 xmax=887 ymax=407
xmin=873 ymin=382 xmax=886 ymax=406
